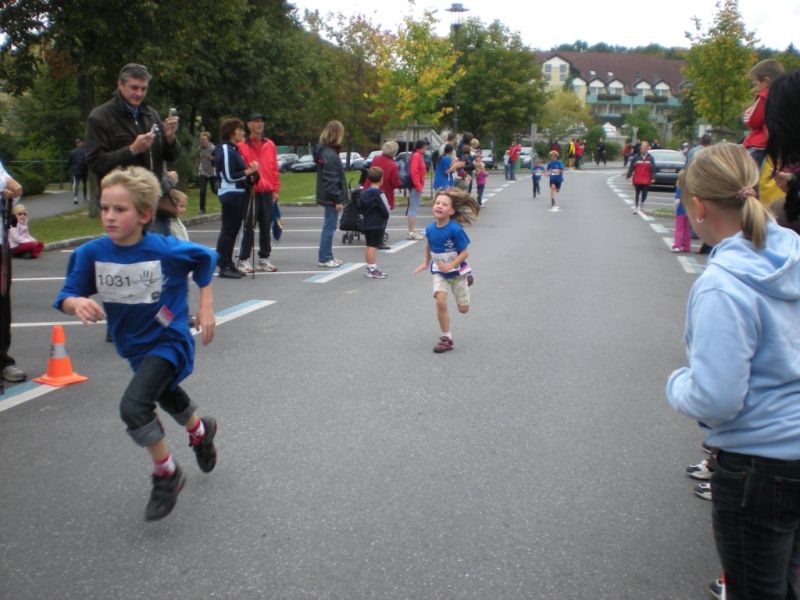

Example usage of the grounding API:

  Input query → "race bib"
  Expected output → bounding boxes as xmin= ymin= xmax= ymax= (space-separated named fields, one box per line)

xmin=95 ymin=260 xmax=163 ymax=304
xmin=431 ymin=250 xmax=459 ymax=274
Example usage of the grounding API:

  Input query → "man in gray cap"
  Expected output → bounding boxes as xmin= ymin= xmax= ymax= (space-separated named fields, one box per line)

xmin=236 ymin=112 xmax=280 ymax=272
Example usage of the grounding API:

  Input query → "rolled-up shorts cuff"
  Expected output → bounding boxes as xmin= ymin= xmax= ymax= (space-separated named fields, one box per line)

xmin=170 ymin=400 xmax=198 ymax=427
xmin=127 ymin=417 xmax=166 ymax=447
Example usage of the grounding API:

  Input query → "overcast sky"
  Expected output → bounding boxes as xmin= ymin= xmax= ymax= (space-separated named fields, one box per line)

xmin=289 ymin=0 xmax=797 ymax=51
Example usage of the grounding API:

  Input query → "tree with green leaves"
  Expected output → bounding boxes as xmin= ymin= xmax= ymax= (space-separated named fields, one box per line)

xmin=539 ymin=90 xmax=594 ymax=146
xmin=672 ymin=88 xmax=700 ymax=142
xmin=622 ymin=107 xmax=658 ymax=143
xmin=372 ymin=11 xmax=458 ymax=138
xmin=453 ymin=20 xmax=546 ymax=145
xmin=683 ymin=0 xmax=756 ymax=133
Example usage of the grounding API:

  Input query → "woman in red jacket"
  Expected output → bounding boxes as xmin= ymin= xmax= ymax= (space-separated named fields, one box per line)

xmin=371 ymin=141 xmax=401 ymax=210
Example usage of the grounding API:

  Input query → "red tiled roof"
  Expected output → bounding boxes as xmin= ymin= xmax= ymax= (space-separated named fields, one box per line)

xmin=538 ymin=51 xmax=686 ymax=94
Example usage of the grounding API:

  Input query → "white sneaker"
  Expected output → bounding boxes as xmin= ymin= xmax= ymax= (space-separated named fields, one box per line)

xmin=256 ymin=258 xmax=277 ymax=272
xmin=318 ymin=260 xmax=341 ymax=268
xmin=633 ymin=207 xmax=638 ymax=214
xmin=407 ymin=231 xmax=424 ymax=240
xmin=238 ymin=259 xmax=254 ymax=273
xmin=686 ymin=458 xmax=713 ymax=480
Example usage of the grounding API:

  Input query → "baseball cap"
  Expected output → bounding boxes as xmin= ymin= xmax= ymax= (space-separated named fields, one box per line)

xmin=247 ymin=113 xmax=265 ymax=122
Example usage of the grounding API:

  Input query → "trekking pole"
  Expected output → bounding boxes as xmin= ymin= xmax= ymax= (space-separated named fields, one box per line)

xmin=247 ymin=186 xmax=257 ymax=280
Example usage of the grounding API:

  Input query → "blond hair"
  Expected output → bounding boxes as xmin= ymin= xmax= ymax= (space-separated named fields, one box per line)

xmin=319 ymin=120 xmax=345 ymax=146
xmin=12 ymin=203 xmax=27 ymax=216
xmin=381 ymin=140 xmax=399 ymax=157
xmin=100 ymin=166 xmax=160 ymax=218
xmin=435 ymin=188 xmax=480 ymax=226
xmin=678 ymin=142 xmax=769 ymax=248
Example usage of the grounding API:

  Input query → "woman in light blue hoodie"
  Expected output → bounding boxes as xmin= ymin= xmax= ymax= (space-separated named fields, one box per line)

xmin=666 ymin=142 xmax=800 ymax=599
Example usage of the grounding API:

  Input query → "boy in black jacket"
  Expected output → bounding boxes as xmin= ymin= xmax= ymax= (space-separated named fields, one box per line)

xmin=359 ymin=167 xmax=391 ymax=279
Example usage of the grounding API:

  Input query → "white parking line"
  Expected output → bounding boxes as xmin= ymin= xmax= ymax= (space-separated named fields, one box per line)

xmin=304 ymin=262 xmax=365 ymax=283
xmin=0 ymin=299 xmax=276 ymax=413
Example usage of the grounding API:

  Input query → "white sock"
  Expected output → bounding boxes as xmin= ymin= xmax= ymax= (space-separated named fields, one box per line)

xmin=442 ymin=331 xmax=452 ymax=339
xmin=153 ymin=454 xmax=176 ymax=477
xmin=367 ymin=263 xmax=376 ymax=270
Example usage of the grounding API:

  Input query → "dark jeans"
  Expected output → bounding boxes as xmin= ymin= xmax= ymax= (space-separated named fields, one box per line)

xmin=71 ymin=174 xmax=87 ymax=200
xmin=197 ymin=174 xmax=218 ymax=213
xmin=712 ymin=450 xmax=800 ymax=599
xmin=215 ymin=191 xmax=247 ymax=270
xmin=476 ymin=184 xmax=485 ymax=205
xmin=0 ymin=268 xmax=15 ymax=368
xmin=238 ymin=191 xmax=273 ymax=261
xmin=120 ymin=356 xmax=196 ymax=447
xmin=634 ymin=184 xmax=650 ymax=206
xmin=509 ymin=159 xmax=518 ymax=179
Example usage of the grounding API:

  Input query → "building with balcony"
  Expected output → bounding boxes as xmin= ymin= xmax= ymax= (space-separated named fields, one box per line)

xmin=538 ymin=52 xmax=686 ymax=139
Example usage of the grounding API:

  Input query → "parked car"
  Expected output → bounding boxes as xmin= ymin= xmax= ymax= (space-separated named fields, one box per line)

xmin=339 ymin=151 xmax=363 ymax=170
xmin=290 ymin=154 xmax=317 ymax=173
xmin=363 ymin=150 xmax=382 ymax=169
xmin=480 ymin=149 xmax=495 ymax=169
xmin=277 ymin=153 xmax=299 ymax=172
xmin=648 ymin=149 xmax=686 ymax=188
xmin=519 ymin=147 xmax=535 ymax=168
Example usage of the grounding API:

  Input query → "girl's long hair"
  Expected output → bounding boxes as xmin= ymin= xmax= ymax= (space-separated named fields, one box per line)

xmin=436 ymin=188 xmax=480 ymax=226
xmin=678 ymin=143 xmax=769 ymax=248
xmin=765 ymin=70 xmax=800 ymax=224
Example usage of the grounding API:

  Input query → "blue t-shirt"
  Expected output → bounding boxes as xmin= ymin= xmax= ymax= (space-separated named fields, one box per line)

xmin=433 ymin=155 xmax=453 ymax=190
xmin=54 ymin=233 xmax=217 ymax=385
xmin=425 ymin=220 xmax=470 ymax=279
xmin=675 ymin=187 xmax=686 ymax=216
xmin=531 ymin=165 xmax=544 ymax=180
xmin=547 ymin=160 xmax=564 ymax=183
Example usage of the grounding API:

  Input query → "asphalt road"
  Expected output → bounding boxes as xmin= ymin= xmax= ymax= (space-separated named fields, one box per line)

xmin=0 ymin=166 xmax=717 ymax=599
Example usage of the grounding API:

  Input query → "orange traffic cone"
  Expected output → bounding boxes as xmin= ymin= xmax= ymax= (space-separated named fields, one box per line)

xmin=33 ymin=325 xmax=89 ymax=387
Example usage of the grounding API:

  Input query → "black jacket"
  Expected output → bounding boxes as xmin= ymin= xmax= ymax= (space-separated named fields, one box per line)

xmin=85 ymin=92 xmax=180 ymax=182
xmin=358 ymin=186 xmax=390 ymax=231
xmin=313 ymin=144 xmax=348 ymax=207
xmin=66 ymin=147 xmax=88 ymax=178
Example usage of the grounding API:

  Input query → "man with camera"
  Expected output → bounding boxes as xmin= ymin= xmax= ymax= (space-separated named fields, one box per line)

xmin=85 ymin=63 xmax=180 ymax=185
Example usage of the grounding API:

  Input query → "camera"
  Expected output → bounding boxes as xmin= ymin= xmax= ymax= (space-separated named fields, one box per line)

xmin=168 ymin=107 xmax=178 ymax=118
xmin=150 ymin=123 xmax=160 ymax=135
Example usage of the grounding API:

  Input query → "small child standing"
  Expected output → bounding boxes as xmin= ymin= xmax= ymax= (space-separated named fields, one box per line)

xmin=671 ymin=187 xmax=691 ymax=253
xmin=545 ymin=150 xmax=564 ymax=210
xmin=54 ymin=166 xmax=219 ymax=521
xmin=9 ymin=203 xmax=44 ymax=258
xmin=414 ymin=188 xmax=480 ymax=353
xmin=358 ymin=167 xmax=391 ymax=279
xmin=474 ymin=154 xmax=488 ymax=206
xmin=531 ymin=158 xmax=544 ymax=198
xmin=168 ymin=189 xmax=190 ymax=241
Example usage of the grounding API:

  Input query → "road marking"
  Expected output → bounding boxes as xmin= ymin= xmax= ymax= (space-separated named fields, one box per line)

xmin=651 ymin=223 xmax=669 ymax=234
xmin=304 ymin=262 xmax=365 ymax=283
xmin=0 ymin=299 xmax=276 ymax=413
xmin=382 ymin=240 xmax=417 ymax=254
xmin=678 ymin=255 xmax=705 ymax=275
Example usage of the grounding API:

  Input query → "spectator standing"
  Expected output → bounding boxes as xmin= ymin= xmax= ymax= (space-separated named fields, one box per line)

xmin=195 ymin=131 xmax=216 ymax=215
xmin=503 ymin=150 xmax=511 ymax=180
xmin=407 ymin=139 xmax=428 ymax=240
xmin=575 ymin=140 xmax=585 ymax=169
xmin=474 ymin=153 xmax=488 ymax=206
xmin=67 ymin=138 xmax=88 ymax=204
xmin=765 ymin=70 xmax=800 ymax=235
xmin=688 ymin=133 xmax=714 ymax=254
xmin=433 ymin=144 xmax=461 ymax=191
xmin=0 ymin=160 xmax=26 ymax=382
xmin=595 ymin=139 xmax=607 ymax=165
xmin=213 ymin=118 xmax=258 ymax=279
xmin=622 ymin=142 xmax=632 ymax=167
xmin=508 ymin=141 xmax=521 ymax=180
xmin=667 ymin=143 xmax=800 ymax=600
xmin=626 ymin=140 xmax=654 ymax=214
xmin=84 ymin=63 xmax=180 ymax=193
xmin=743 ymin=60 xmax=784 ymax=167
xmin=313 ymin=120 xmax=348 ymax=268
xmin=359 ymin=167 xmax=391 ymax=279
xmin=567 ymin=138 xmax=576 ymax=169
xmin=371 ymin=140 xmax=401 ymax=211
xmin=237 ymin=113 xmax=279 ymax=273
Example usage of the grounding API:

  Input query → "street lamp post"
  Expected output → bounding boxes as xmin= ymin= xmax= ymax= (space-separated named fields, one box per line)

xmin=446 ymin=2 xmax=468 ymax=136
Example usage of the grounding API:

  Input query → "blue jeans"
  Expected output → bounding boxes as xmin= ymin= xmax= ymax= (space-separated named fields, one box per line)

xmin=318 ymin=204 xmax=339 ymax=262
xmin=120 ymin=356 xmax=197 ymax=447
xmin=712 ymin=450 xmax=800 ymax=599
xmin=407 ymin=189 xmax=422 ymax=218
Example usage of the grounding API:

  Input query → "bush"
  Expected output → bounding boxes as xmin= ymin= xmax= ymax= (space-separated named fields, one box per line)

xmin=14 ymin=167 xmax=47 ymax=196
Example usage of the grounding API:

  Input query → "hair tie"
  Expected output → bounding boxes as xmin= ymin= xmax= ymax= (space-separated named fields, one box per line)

xmin=736 ymin=187 xmax=757 ymax=202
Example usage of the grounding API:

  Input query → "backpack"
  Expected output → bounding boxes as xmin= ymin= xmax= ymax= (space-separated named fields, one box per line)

xmin=430 ymin=149 xmax=440 ymax=169
xmin=397 ymin=154 xmax=412 ymax=189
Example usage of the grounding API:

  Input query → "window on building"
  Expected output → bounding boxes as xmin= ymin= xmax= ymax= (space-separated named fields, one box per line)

xmin=559 ymin=64 xmax=567 ymax=82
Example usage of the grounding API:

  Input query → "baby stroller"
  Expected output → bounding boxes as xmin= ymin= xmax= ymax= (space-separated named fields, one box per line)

xmin=340 ymin=187 xmax=363 ymax=244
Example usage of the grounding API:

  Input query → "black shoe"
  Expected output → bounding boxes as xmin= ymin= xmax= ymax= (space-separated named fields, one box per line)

xmin=218 ymin=267 xmax=242 ymax=279
xmin=145 ymin=464 xmax=186 ymax=521
xmin=191 ymin=417 xmax=218 ymax=473
xmin=378 ymin=244 xmax=391 ymax=250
